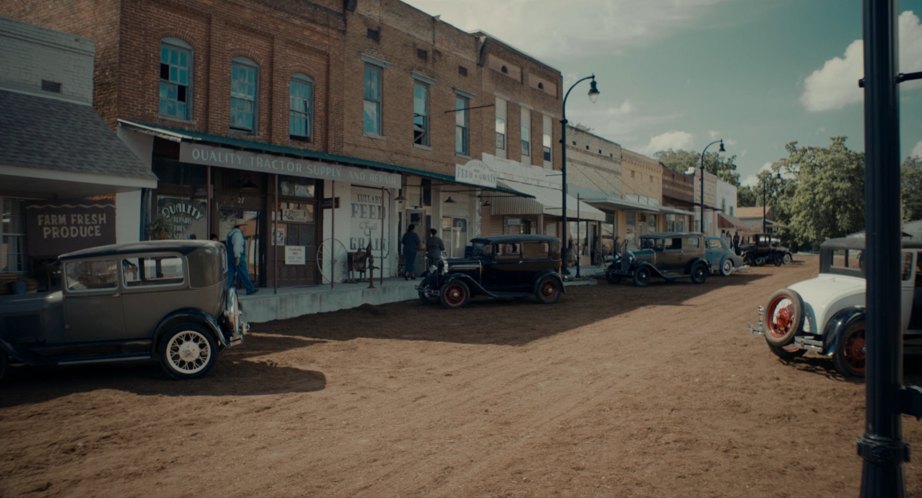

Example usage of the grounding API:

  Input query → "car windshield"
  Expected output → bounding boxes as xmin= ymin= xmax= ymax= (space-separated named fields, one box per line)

xmin=470 ymin=241 xmax=492 ymax=258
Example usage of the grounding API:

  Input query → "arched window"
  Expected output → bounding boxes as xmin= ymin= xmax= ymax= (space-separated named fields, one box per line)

xmin=159 ymin=38 xmax=192 ymax=120
xmin=230 ymin=57 xmax=259 ymax=132
xmin=289 ymin=74 xmax=313 ymax=140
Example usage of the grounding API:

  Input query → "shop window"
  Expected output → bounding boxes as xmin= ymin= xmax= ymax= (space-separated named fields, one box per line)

xmin=230 ymin=57 xmax=259 ymax=132
xmin=289 ymin=74 xmax=314 ymax=141
xmin=1 ymin=198 xmax=26 ymax=273
xmin=160 ymin=38 xmax=192 ymax=120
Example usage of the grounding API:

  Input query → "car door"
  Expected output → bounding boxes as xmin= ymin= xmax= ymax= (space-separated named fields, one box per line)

xmin=660 ymin=236 xmax=683 ymax=273
xmin=483 ymin=242 xmax=521 ymax=292
xmin=61 ymin=257 xmax=127 ymax=343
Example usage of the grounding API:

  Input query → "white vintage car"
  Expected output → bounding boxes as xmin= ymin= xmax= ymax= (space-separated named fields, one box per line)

xmin=749 ymin=236 xmax=922 ymax=378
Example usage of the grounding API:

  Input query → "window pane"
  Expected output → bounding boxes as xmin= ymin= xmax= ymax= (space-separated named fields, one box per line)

xmin=413 ymin=82 xmax=429 ymax=145
xmin=159 ymin=42 xmax=192 ymax=120
xmin=363 ymin=100 xmax=380 ymax=134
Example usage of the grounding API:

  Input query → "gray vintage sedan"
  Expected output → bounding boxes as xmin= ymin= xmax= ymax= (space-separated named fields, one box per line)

xmin=0 ymin=240 xmax=248 ymax=380
xmin=705 ymin=236 xmax=746 ymax=276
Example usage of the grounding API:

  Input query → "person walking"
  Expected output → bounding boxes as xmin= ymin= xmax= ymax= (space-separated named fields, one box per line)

xmin=226 ymin=224 xmax=258 ymax=295
xmin=426 ymin=228 xmax=445 ymax=271
xmin=732 ymin=230 xmax=741 ymax=255
xmin=400 ymin=224 xmax=421 ymax=280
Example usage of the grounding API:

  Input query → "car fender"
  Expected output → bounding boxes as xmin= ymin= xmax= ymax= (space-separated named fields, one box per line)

xmin=684 ymin=257 xmax=709 ymax=275
xmin=636 ymin=262 xmax=665 ymax=278
xmin=442 ymin=273 xmax=491 ymax=297
xmin=153 ymin=309 xmax=229 ymax=350
xmin=822 ymin=306 xmax=865 ymax=356
xmin=531 ymin=270 xmax=566 ymax=295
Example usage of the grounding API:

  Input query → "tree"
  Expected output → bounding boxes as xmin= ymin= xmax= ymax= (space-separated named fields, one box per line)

xmin=737 ymin=185 xmax=758 ymax=207
xmin=775 ymin=137 xmax=865 ymax=249
xmin=654 ymin=149 xmax=741 ymax=187
xmin=902 ymin=155 xmax=922 ymax=221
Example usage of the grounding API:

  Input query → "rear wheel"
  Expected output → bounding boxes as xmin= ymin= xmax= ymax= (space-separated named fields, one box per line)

xmin=440 ymin=281 xmax=470 ymax=308
xmin=633 ymin=267 xmax=651 ymax=287
xmin=720 ymin=258 xmax=734 ymax=276
xmin=535 ymin=276 xmax=562 ymax=304
xmin=833 ymin=320 xmax=866 ymax=378
xmin=160 ymin=323 xmax=218 ymax=380
xmin=605 ymin=272 xmax=622 ymax=284
xmin=763 ymin=289 xmax=804 ymax=347
xmin=783 ymin=253 xmax=793 ymax=264
xmin=773 ymin=253 xmax=784 ymax=266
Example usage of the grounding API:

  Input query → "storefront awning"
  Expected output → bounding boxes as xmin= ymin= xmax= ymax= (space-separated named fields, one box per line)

xmin=490 ymin=180 xmax=606 ymax=222
xmin=1 ymin=91 xmax=157 ymax=197
xmin=660 ymin=206 xmax=696 ymax=216
xmin=586 ymin=197 xmax=660 ymax=213
xmin=717 ymin=212 xmax=758 ymax=233
xmin=118 ymin=120 xmax=524 ymax=196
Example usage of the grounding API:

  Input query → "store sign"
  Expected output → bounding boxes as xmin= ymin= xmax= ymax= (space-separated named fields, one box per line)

xmin=455 ymin=159 xmax=497 ymax=188
xmin=25 ymin=201 xmax=116 ymax=256
xmin=349 ymin=188 xmax=387 ymax=252
xmin=180 ymin=143 xmax=401 ymax=189
xmin=157 ymin=196 xmax=206 ymax=239
xmin=284 ymin=245 xmax=306 ymax=265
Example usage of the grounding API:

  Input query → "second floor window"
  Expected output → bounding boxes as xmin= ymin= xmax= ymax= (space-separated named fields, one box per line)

xmin=521 ymin=107 xmax=531 ymax=161
xmin=159 ymin=39 xmax=192 ymax=120
xmin=495 ymin=98 xmax=507 ymax=152
xmin=455 ymin=95 xmax=470 ymax=156
xmin=413 ymin=81 xmax=430 ymax=146
xmin=289 ymin=75 xmax=313 ymax=140
xmin=230 ymin=57 xmax=258 ymax=132
xmin=363 ymin=64 xmax=382 ymax=135
xmin=543 ymin=115 xmax=553 ymax=165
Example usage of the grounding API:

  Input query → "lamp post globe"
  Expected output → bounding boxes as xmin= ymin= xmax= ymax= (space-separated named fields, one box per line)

xmin=560 ymin=74 xmax=599 ymax=276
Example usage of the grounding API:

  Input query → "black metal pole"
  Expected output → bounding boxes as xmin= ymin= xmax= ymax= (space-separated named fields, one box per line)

xmin=560 ymin=74 xmax=597 ymax=277
xmin=762 ymin=182 xmax=767 ymax=234
xmin=858 ymin=1 xmax=907 ymax=496
xmin=576 ymin=193 xmax=581 ymax=278
xmin=698 ymin=139 xmax=723 ymax=233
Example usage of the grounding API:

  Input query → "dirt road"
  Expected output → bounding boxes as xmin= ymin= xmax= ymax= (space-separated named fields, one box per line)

xmin=2 ymin=255 xmax=920 ymax=497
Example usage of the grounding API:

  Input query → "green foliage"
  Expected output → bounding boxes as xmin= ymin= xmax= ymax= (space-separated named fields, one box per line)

xmin=774 ymin=137 xmax=865 ymax=249
xmin=902 ymin=155 xmax=922 ymax=221
xmin=654 ymin=149 xmax=741 ymax=187
xmin=737 ymin=185 xmax=758 ymax=207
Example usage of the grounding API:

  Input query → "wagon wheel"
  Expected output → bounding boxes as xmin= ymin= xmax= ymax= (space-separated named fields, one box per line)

xmin=316 ymin=238 xmax=349 ymax=284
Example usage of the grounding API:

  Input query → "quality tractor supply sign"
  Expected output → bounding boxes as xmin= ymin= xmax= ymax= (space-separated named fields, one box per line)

xmin=25 ymin=201 xmax=116 ymax=256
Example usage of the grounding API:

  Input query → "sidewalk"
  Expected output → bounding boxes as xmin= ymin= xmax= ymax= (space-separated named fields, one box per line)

xmin=239 ymin=266 xmax=607 ymax=323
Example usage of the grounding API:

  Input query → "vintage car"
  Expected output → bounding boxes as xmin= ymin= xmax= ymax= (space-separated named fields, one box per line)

xmin=705 ymin=236 xmax=747 ymax=276
xmin=749 ymin=237 xmax=922 ymax=378
xmin=417 ymin=234 xmax=564 ymax=308
xmin=0 ymin=240 xmax=248 ymax=380
xmin=606 ymin=232 xmax=710 ymax=287
xmin=741 ymin=233 xmax=793 ymax=266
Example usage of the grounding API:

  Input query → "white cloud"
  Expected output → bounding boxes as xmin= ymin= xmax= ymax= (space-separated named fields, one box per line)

xmin=643 ymin=131 xmax=695 ymax=155
xmin=912 ymin=140 xmax=922 ymax=158
xmin=403 ymin=0 xmax=727 ymax=58
xmin=741 ymin=162 xmax=775 ymax=187
xmin=801 ymin=11 xmax=922 ymax=112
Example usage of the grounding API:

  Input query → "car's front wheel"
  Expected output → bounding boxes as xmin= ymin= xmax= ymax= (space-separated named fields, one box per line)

xmin=690 ymin=263 xmax=708 ymax=284
xmin=783 ymin=253 xmax=793 ymax=264
xmin=440 ymin=281 xmax=470 ymax=308
xmin=606 ymin=273 xmax=622 ymax=284
xmin=720 ymin=258 xmax=734 ymax=276
xmin=633 ymin=267 xmax=651 ymax=287
xmin=833 ymin=320 xmax=866 ymax=378
xmin=418 ymin=290 xmax=438 ymax=304
xmin=160 ymin=323 xmax=218 ymax=380
xmin=535 ymin=276 xmax=561 ymax=304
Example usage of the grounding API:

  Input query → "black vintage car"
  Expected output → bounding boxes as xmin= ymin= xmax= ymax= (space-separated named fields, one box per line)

xmin=417 ymin=235 xmax=565 ymax=308
xmin=606 ymin=232 xmax=710 ymax=287
xmin=741 ymin=233 xmax=793 ymax=266
xmin=0 ymin=240 xmax=248 ymax=380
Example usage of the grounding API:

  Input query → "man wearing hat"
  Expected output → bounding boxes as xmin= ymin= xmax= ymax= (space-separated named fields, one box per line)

xmin=226 ymin=223 xmax=258 ymax=295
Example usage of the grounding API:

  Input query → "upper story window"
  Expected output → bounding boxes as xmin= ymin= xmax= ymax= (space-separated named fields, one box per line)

xmin=363 ymin=63 xmax=383 ymax=135
xmin=495 ymin=98 xmax=507 ymax=155
xmin=159 ymin=38 xmax=192 ymax=120
xmin=542 ymin=115 xmax=552 ymax=166
xmin=455 ymin=94 xmax=470 ymax=156
xmin=520 ymin=107 xmax=531 ymax=162
xmin=230 ymin=57 xmax=259 ymax=133
xmin=413 ymin=80 xmax=430 ymax=146
xmin=289 ymin=74 xmax=314 ymax=140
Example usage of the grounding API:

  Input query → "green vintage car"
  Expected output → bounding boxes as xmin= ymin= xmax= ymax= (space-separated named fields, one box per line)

xmin=0 ymin=240 xmax=248 ymax=380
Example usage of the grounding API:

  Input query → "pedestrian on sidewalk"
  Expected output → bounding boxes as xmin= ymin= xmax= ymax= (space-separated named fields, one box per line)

xmin=401 ymin=224 xmax=420 ymax=280
xmin=426 ymin=228 xmax=445 ymax=272
xmin=226 ymin=223 xmax=258 ymax=295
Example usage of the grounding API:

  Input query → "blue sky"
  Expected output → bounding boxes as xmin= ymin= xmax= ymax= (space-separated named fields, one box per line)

xmin=403 ymin=0 xmax=922 ymax=185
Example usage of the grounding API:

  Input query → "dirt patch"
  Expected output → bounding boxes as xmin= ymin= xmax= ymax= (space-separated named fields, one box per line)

xmin=2 ymin=255 xmax=921 ymax=497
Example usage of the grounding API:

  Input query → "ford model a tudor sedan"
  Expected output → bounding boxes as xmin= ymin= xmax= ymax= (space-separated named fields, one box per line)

xmin=0 ymin=240 xmax=249 ymax=380
xmin=750 ymin=237 xmax=922 ymax=378
xmin=606 ymin=232 xmax=710 ymax=287
xmin=417 ymin=235 xmax=565 ymax=308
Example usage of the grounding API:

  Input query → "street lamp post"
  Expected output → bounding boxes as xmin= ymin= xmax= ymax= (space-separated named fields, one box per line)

xmin=698 ymin=139 xmax=725 ymax=233
xmin=761 ymin=173 xmax=780 ymax=234
xmin=560 ymin=74 xmax=599 ymax=276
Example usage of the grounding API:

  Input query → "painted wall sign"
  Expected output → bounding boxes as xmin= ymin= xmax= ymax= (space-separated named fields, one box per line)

xmin=349 ymin=187 xmax=388 ymax=252
xmin=25 ymin=201 xmax=116 ymax=256
xmin=156 ymin=196 xmax=207 ymax=239
xmin=455 ymin=159 xmax=497 ymax=188
xmin=179 ymin=143 xmax=401 ymax=189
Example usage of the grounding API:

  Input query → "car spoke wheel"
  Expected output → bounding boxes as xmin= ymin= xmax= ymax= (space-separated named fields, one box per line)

xmin=763 ymin=289 xmax=804 ymax=347
xmin=440 ymin=281 xmax=470 ymax=308
xmin=160 ymin=324 xmax=217 ymax=380
xmin=691 ymin=263 xmax=708 ymax=284
xmin=833 ymin=320 xmax=866 ymax=378
xmin=783 ymin=253 xmax=793 ymax=264
xmin=720 ymin=258 xmax=734 ymax=276
xmin=633 ymin=267 xmax=651 ymax=287
xmin=536 ymin=277 xmax=561 ymax=304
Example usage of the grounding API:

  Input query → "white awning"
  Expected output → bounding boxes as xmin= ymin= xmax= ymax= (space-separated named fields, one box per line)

xmin=490 ymin=181 xmax=606 ymax=222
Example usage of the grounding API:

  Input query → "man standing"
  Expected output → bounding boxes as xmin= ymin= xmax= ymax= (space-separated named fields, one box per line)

xmin=226 ymin=224 xmax=258 ymax=295
xmin=425 ymin=228 xmax=445 ymax=270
